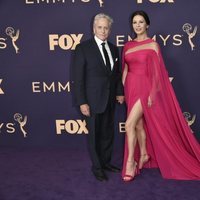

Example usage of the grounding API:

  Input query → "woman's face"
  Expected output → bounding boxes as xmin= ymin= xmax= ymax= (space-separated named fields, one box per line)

xmin=132 ymin=15 xmax=148 ymax=36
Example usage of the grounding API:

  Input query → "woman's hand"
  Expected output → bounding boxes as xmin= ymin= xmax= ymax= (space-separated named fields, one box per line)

xmin=148 ymin=96 xmax=152 ymax=107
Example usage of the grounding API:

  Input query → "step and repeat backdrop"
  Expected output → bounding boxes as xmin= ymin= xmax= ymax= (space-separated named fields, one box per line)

xmin=0 ymin=0 xmax=200 ymax=148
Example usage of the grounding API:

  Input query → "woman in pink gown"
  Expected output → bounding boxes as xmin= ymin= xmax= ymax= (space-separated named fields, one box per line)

xmin=122 ymin=10 xmax=200 ymax=181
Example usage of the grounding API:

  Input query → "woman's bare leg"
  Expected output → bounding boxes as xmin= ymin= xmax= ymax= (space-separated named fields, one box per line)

xmin=136 ymin=119 xmax=150 ymax=169
xmin=136 ymin=119 xmax=148 ymax=155
xmin=124 ymin=99 xmax=143 ymax=180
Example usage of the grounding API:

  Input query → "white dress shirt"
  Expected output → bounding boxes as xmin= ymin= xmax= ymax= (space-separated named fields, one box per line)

xmin=94 ymin=35 xmax=114 ymax=70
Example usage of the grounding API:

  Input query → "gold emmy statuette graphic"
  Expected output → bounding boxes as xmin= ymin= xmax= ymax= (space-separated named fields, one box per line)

xmin=5 ymin=27 xmax=20 ymax=54
xmin=98 ymin=0 xmax=104 ymax=7
xmin=182 ymin=23 xmax=197 ymax=51
xmin=0 ymin=79 xmax=4 ymax=94
xmin=169 ymin=77 xmax=174 ymax=82
xmin=183 ymin=112 xmax=196 ymax=126
xmin=14 ymin=113 xmax=27 ymax=137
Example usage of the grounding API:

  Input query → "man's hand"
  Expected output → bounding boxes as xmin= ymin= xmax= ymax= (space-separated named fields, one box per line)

xmin=116 ymin=96 xmax=125 ymax=104
xmin=80 ymin=104 xmax=90 ymax=117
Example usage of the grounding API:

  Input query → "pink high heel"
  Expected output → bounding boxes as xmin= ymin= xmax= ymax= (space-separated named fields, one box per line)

xmin=123 ymin=161 xmax=138 ymax=182
xmin=139 ymin=154 xmax=150 ymax=170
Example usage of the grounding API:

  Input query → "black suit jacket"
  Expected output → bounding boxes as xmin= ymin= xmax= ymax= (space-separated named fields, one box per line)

xmin=72 ymin=38 xmax=123 ymax=113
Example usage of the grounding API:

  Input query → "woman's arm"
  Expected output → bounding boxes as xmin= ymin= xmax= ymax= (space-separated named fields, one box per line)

xmin=122 ymin=63 xmax=128 ymax=85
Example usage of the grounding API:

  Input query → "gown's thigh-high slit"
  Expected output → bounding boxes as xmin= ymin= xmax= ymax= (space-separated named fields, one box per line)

xmin=124 ymin=99 xmax=144 ymax=167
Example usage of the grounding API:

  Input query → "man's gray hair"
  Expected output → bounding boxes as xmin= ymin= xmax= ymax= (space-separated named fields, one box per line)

xmin=93 ymin=13 xmax=113 ymax=28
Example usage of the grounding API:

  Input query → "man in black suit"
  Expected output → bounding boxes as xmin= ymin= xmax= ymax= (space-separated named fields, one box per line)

xmin=72 ymin=13 xmax=124 ymax=181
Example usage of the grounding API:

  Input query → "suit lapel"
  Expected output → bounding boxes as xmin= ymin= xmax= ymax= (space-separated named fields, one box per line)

xmin=107 ymin=42 xmax=116 ymax=73
xmin=108 ymin=42 xmax=118 ymax=73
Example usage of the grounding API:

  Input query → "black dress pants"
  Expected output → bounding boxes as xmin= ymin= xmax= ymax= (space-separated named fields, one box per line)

xmin=85 ymin=99 xmax=115 ymax=173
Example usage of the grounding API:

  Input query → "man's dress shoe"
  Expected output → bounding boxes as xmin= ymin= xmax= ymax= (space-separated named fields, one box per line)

xmin=92 ymin=170 xmax=108 ymax=181
xmin=103 ymin=164 xmax=121 ymax=172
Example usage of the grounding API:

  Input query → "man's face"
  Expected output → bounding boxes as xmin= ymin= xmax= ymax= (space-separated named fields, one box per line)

xmin=93 ymin=18 xmax=111 ymax=41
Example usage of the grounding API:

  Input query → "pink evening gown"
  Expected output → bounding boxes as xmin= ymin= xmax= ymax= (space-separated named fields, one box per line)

xmin=122 ymin=38 xmax=200 ymax=180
